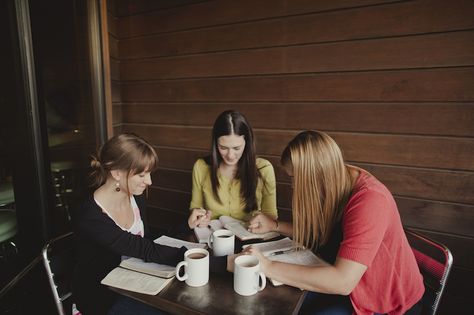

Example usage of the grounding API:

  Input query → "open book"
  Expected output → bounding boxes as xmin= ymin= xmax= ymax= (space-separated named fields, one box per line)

xmin=244 ymin=237 xmax=328 ymax=286
xmin=101 ymin=267 xmax=173 ymax=295
xmin=102 ymin=235 xmax=206 ymax=294
xmin=194 ymin=215 xmax=280 ymax=243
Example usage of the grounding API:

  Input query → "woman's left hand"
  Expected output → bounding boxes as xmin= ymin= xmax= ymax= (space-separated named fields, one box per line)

xmin=242 ymin=246 xmax=271 ymax=273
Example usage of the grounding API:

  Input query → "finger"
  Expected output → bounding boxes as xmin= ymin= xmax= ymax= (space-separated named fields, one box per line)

xmin=193 ymin=208 xmax=206 ymax=217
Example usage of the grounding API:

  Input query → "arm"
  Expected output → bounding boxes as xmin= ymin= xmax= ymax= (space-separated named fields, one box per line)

xmin=250 ymin=247 xmax=366 ymax=295
xmin=76 ymin=198 xmax=184 ymax=266
xmin=189 ymin=159 xmax=204 ymax=211
xmin=258 ymin=159 xmax=278 ymax=219
xmin=258 ymin=185 xmax=389 ymax=294
xmin=188 ymin=160 xmax=213 ymax=228
xmin=248 ymin=213 xmax=293 ymax=237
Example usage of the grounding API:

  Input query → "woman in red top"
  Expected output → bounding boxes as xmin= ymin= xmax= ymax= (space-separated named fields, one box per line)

xmin=247 ymin=131 xmax=424 ymax=315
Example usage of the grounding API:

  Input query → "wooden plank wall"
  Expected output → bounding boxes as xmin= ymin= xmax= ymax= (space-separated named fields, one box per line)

xmin=107 ymin=0 xmax=474 ymax=312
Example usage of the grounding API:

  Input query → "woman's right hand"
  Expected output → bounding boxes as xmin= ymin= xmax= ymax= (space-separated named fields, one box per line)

xmin=188 ymin=208 xmax=212 ymax=229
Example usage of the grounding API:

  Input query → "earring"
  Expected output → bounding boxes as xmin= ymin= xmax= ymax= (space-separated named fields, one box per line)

xmin=115 ymin=181 xmax=120 ymax=192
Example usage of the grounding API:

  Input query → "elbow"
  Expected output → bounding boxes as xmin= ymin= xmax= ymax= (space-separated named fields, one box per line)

xmin=338 ymin=287 xmax=352 ymax=296
xmin=336 ymin=281 xmax=357 ymax=296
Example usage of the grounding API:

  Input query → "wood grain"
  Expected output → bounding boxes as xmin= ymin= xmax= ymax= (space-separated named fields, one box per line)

xmin=119 ymin=0 xmax=474 ymax=58
xmin=121 ymin=68 xmax=474 ymax=102
xmin=120 ymin=31 xmax=474 ymax=80
xmin=121 ymin=103 xmax=474 ymax=137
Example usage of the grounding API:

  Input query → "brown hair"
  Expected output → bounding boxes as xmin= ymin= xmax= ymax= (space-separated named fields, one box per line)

xmin=207 ymin=110 xmax=259 ymax=213
xmin=281 ymin=131 xmax=352 ymax=249
xmin=89 ymin=133 xmax=158 ymax=190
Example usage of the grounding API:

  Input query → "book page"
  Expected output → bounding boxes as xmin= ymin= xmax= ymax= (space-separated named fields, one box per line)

xmin=193 ymin=219 xmax=223 ymax=243
xmin=154 ymin=235 xmax=207 ymax=249
xmin=120 ymin=257 xmax=175 ymax=278
xmin=269 ymin=249 xmax=327 ymax=266
xmin=209 ymin=219 xmax=224 ymax=230
xmin=225 ymin=220 xmax=280 ymax=241
xmin=243 ymin=237 xmax=294 ymax=256
xmin=194 ymin=226 xmax=212 ymax=243
xmin=101 ymin=267 xmax=174 ymax=295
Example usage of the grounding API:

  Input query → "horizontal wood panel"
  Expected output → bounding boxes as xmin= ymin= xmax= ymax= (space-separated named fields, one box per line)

xmin=121 ymin=68 xmax=474 ymax=102
xmin=146 ymin=206 xmax=188 ymax=232
xmin=120 ymin=31 xmax=474 ymax=79
xmin=147 ymin=187 xmax=191 ymax=212
xmin=124 ymin=124 xmax=474 ymax=172
xmin=119 ymin=0 xmax=474 ymax=58
xmin=115 ymin=0 xmax=208 ymax=18
xmin=123 ymin=124 xmax=474 ymax=171
xmin=117 ymin=0 xmax=399 ymax=37
xmin=150 ymin=165 xmax=474 ymax=234
xmin=398 ymin=198 xmax=474 ymax=237
xmin=360 ymin=164 xmax=474 ymax=204
xmin=154 ymin=147 xmax=207 ymax=170
xmin=121 ymin=103 xmax=474 ymax=137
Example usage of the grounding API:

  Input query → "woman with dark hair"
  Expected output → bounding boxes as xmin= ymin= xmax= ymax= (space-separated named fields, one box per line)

xmin=187 ymin=110 xmax=278 ymax=229
xmin=246 ymin=131 xmax=424 ymax=315
xmin=72 ymin=133 xmax=181 ymax=315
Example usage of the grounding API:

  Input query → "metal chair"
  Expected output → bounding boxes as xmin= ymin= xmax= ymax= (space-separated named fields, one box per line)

xmin=405 ymin=228 xmax=453 ymax=315
xmin=42 ymin=232 xmax=75 ymax=315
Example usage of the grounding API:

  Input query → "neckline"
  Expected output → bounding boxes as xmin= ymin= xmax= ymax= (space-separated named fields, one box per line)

xmin=94 ymin=195 xmax=137 ymax=231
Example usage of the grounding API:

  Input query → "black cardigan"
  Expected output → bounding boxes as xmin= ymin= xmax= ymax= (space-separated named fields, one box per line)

xmin=71 ymin=194 xmax=185 ymax=315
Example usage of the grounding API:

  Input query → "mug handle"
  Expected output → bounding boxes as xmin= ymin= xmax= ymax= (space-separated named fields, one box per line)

xmin=175 ymin=261 xmax=188 ymax=281
xmin=257 ymin=271 xmax=266 ymax=291
xmin=207 ymin=234 xmax=214 ymax=249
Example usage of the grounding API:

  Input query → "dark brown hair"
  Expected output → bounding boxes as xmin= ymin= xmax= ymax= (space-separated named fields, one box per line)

xmin=207 ymin=110 xmax=258 ymax=213
xmin=89 ymin=133 xmax=158 ymax=190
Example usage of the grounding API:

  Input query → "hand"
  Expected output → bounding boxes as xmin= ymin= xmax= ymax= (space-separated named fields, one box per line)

xmin=241 ymin=246 xmax=271 ymax=273
xmin=188 ymin=208 xmax=212 ymax=229
xmin=247 ymin=213 xmax=277 ymax=234
xmin=226 ymin=253 xmax=242 ymax=273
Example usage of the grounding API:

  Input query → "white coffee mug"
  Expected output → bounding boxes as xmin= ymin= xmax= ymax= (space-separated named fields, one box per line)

xmin=233 ymin=255 xmax=266 ymax=296
xmin=175 ymin=248 xmax=209 ymax=287
xmin=207 ymin=229 xmax=235 ymax=256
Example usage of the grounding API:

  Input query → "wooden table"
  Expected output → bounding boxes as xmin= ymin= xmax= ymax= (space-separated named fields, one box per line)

xmin=112 ymin=268 xmax=306 ymax=315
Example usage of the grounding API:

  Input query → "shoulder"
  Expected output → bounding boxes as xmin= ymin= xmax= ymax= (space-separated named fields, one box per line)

xmin=75 ymin=195 xmax=99 ymax=216
xmin=256 ymin=158 xmax=275 ymax=176
xmin=343 ymin=172 xmax=396 ymax=224
xmin=256 ymin=157 xmax=273 ymax=170
xmin=72 ymin=195 xmax=106 ymax=230
xmin=193 ymin=158 xmax=210 ymax=171
xmin=133 ymin=194 xmax=147 ymax=211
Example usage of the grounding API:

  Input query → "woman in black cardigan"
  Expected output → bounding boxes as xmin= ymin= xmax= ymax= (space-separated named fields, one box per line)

xmin=72 ymin=133 xmax=183 ymax=315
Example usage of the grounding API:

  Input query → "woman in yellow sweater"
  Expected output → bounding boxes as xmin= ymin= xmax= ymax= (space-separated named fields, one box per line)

xmin=187 ymin=110 xmax=278 ymax=228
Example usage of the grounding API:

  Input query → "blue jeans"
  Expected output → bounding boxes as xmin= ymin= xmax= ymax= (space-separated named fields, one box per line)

xmin=299 ymin=292 xmax=353 ymax=315
xmin=107 ymin=295 xmax=169 ymax=315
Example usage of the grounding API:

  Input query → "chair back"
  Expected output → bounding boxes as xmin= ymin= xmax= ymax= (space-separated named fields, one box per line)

xmin=42 ymin=232 xmax=75 ymax=315
xmin=405 ymin=228 xmax=453 ymax=315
